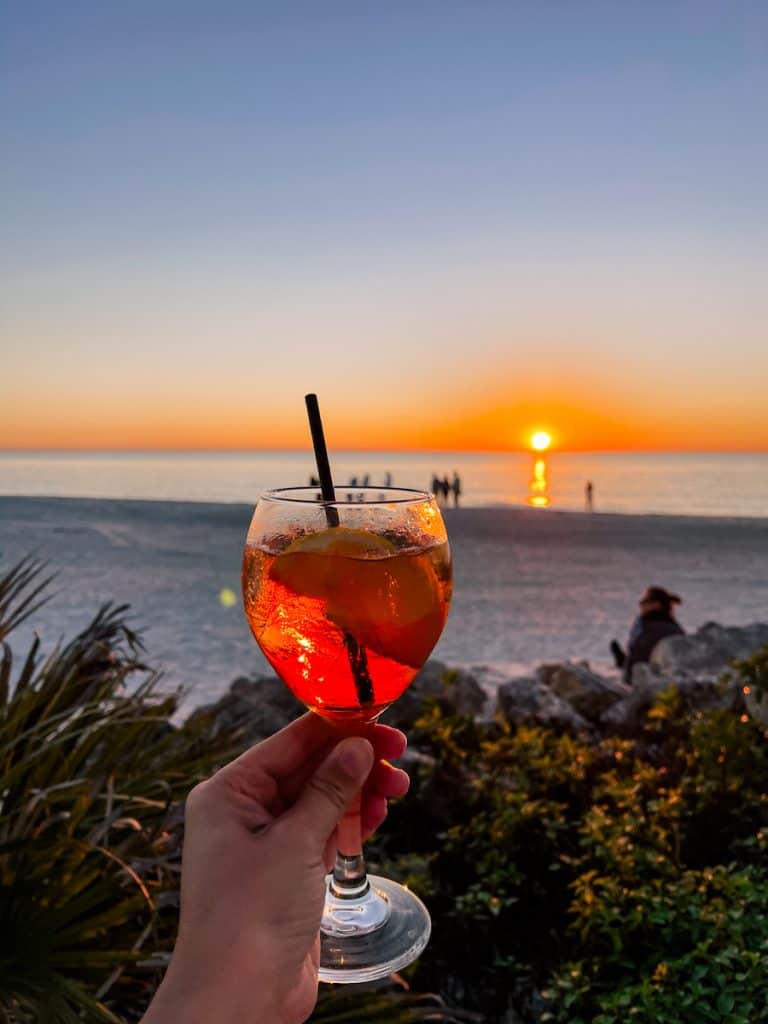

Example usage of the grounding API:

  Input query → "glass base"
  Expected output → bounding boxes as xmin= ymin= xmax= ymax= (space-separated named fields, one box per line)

xmin=318 ymin=874 xmax=431 ymax=984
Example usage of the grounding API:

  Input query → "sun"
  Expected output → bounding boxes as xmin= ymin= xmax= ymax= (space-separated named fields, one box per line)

xmin=531 ymin=431 xmax=552 ymax=452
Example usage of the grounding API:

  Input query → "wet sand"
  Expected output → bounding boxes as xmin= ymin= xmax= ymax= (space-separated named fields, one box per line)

xmin=1 ymin=496 xmax=767 ymax=706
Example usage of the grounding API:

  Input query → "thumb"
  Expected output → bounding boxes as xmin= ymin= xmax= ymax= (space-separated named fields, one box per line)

xmin=285 ymin=737 xmax=374 ymax=846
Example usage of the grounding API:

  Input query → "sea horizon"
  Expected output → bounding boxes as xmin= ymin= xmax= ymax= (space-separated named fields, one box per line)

xmin=1 ymin=449 xmax=767 ymax=520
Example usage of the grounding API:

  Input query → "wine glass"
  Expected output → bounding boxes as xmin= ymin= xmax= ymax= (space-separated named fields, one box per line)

xmin=242 ymin=485 xmax=452 ymax=982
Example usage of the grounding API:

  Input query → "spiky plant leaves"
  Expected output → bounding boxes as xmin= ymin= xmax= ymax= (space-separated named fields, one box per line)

xmin=0 ymin=560 xmax=239 ymax=1023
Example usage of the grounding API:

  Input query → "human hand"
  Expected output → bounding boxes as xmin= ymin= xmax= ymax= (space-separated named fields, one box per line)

xmin=141 ymin=713 xmax=409 ymax=1024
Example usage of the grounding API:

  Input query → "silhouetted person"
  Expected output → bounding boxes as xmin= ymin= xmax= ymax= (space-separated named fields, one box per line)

xmin=362 ymin=474 xmax=370 ymax=487
xmin=451 ymin=471 xmax=462 ymax=508
xmin=612 ymin=586 xmax=685 ymax=683
xmin=349 ymin=476 xmax=358 ymax=488
xmin=585 ymin=480 xmax=594 ymax=512
xmin=384 ymin=471 xmax=393 ymax=488
xmin=309 ymin=475 xmax=319 ymax=487
xmin=431 ymin=474 xmax=441 ymax=503
xmin=442 ymin=476 xmax=451 ymax=505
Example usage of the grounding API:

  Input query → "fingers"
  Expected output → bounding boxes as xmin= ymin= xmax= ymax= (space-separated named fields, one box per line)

xmin=361 ymin=793 xmax=388 ymax=840
xmin=222 ymin=713 xmax=336 ymax=782
xmin=213 ymin=714 xmax=409 ymax=823
xmin=222 ymin=715 xmax=406 ymax=787
xmin=368 ymin=724 xmax=407 ymax=761
xmin=365 ymin=759 xmax=410 ymax=800
xmin=280 ymin=737 xmax=375 ymax=846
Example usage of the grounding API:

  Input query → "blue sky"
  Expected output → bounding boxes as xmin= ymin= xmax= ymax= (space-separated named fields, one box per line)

xmin=2 ymin=1 xmax=767 ymax=449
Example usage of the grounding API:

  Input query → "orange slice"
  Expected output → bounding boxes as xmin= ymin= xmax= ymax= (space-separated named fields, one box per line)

xmin=270 ymin=527 xmax=444 ymax=667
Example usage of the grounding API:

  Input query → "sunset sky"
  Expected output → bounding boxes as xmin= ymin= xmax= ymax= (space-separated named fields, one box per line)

xmin=3 ymin=2 xmax=767 ymax=452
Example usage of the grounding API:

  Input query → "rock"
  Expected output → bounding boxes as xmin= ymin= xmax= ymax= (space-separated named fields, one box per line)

xmin=497 ymin=676 xmax=590 ymax=733
xmin=466 ymin=664 xmax=522 ymax=709
xmin=187 ymin=674 xmax=303 ymax=746
xmin=651 ymin=622 xmax=768 ymax=679
xmin=601 ymin=661 xmax=744 ymax=734
xmin=545 ymin=662 xmax=628 ymax=721
xmin=745 ymin=688 xmax=768 ymax=727
xmin=381 ymin=659 xmax=488 ymax=731
xmin=535 ymin=662 xmax=565 ymax=688
xmin=629 ymin=661 xmax=669 ymax=693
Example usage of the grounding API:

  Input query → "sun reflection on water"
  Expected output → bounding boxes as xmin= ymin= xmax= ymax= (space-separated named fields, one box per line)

xmin=527 ymin=455 xmax=550 ymax=507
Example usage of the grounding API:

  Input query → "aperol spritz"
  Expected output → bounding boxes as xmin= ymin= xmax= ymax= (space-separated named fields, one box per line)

xmin=243 ymin=524 xmax=451 ymax=721
xmin=241 ymin=486 xmax=452 ymax=982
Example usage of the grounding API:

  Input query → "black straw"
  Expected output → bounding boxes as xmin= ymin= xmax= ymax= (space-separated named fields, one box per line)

xmin=305 ymin=394 xmax=337 ymax=506
xmin=303 ymin=393 xmax=373 ymax=706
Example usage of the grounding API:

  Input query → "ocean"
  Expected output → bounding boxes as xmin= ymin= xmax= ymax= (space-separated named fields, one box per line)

xmin=2 ymin=451 xmax=766 ymax=704
xmin=1 ymin=450 xmax=767 ymax=518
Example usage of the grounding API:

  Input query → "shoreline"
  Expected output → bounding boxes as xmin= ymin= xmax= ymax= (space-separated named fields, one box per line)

xmin=2 ymin=495 xmax=767 ymax=706
xmin=2 ymin=492 xmax=768 ymax=526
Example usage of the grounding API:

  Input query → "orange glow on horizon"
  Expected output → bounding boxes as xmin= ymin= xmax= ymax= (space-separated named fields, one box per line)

xmin=2 ymin=379 xmax=768 ymax=453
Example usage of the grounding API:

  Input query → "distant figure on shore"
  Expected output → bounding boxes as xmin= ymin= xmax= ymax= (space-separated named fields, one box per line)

xmin=431 ymin=473 xmax=441 ymax=503
xmin=362 ymin=473 xmax=370 ymax=487
xmin=451 ymin=471 xmax=462 ymax=508
xmin=442 ymin=475 xmax=451 ymax=505
xmin=612 ymin=586 xmax=685 ymax=683
xmin=585 ymin=480 xmax=594 ymax=512
xmin=349 ymin=476 xmax=358 ymax=488
xmin=384 ymin=471 xmax=393 ymax=487
xmin=309 ymin=475 xmax=319 ymax=487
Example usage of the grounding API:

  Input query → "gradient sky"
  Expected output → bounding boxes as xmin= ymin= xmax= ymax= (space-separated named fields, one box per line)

xmin=2 ymin=1 xmax=767 ymax=451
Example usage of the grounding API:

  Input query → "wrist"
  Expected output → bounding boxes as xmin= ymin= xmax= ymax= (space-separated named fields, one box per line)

xmin=141 ymin=967 xmax=280 ymax=1024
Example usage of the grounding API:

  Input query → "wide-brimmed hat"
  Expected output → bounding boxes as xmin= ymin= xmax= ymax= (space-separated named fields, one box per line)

xmin=640 ymin=586 xmax=681 ymax=606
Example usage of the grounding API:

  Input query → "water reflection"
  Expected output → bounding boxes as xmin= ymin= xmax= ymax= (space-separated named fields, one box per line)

xmin=527 ymin=455 xmax=550 ymax=507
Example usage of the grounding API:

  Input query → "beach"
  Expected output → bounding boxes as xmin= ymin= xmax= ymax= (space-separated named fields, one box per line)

xmin=2 ymin=495 xmax=767 ymax=708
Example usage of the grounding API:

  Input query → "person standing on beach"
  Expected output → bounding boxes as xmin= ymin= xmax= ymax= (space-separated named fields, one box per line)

xmin=613 ymin=586 xmax=685 ymax=683
xmin=451 ymin=471 xmax=462 ymax=508
xmin=585 ymin=481 xmax=594 ymax=512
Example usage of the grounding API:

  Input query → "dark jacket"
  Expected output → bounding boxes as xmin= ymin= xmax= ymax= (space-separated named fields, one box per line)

xmin=624 ymin=609 xmax=684 ymax=682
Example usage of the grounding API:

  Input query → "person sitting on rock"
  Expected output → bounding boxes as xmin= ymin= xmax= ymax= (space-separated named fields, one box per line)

xmin=612 ymin=586 xmax=685 ymax=683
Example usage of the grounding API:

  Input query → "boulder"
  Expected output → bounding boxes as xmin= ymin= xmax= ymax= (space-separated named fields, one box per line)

xmin=544 ymin=662 xmax=629 ymax=721
xmin=601 ymin=661 xmax=744 ymax=734
xmin=651 ymin=622 xmax=768 ymax=679
xmin=497 ymin=676 xmax=590 ymax=733
xmin=381 ymin=659 xmax=488 ymax=731
xmin=187 ymin=674 xmax=303 ymax=746
xmin=745 ymin=689 xmax=768 ymax=726
xmin=535 ymin=662 xmax=582 ymax=688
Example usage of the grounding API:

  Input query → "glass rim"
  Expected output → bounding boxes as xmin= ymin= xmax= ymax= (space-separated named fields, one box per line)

xmin=260 ymin=485 xmax=435 ymax=506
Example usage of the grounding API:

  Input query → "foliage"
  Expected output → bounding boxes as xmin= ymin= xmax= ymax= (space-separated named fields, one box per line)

xmin=0 ymin=560 xmax=240 ymax=1022
xmin=724 ymin=644 xmax=768 ymax=706
xmin=3 ymin=557 xmax=768 ymax=1022
xmin=366 ymin=667 xmax=768 ymax=1022
xmin=312 ymin=987 xmax=481 ymax=1022
xmin=0 ymin=561 xmax=472 ymax=1024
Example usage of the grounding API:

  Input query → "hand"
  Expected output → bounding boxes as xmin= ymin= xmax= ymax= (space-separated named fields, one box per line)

xmin=141 ymin=713 xmax=409 ymax=1024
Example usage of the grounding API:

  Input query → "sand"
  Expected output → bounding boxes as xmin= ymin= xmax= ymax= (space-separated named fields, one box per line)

xmin=1 ymin=496 xmax=767 ymax=707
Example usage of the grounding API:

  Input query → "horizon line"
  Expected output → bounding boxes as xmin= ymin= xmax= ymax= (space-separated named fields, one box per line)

xmin=2 ymin=446 xmax=768 ymax=456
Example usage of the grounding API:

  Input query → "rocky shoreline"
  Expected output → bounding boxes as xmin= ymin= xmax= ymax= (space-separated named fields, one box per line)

xmin=189 ymin=622 xmax=768 ymax=746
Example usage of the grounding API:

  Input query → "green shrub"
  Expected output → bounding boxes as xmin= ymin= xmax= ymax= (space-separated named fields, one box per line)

xmin=368 ymin=666 xmax=768 ymax=1022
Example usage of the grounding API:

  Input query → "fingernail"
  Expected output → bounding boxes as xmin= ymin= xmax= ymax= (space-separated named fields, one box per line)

xmin=334 ymin=739 xmax=373 ymax=780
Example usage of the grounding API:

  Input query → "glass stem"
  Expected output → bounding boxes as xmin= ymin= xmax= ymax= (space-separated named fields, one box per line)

xmin=331 ymin=790 xmax=369 ymax=898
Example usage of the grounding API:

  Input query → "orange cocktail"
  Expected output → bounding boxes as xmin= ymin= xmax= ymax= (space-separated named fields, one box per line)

xmin=243 ymin=525 xmax=452 ymax=721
